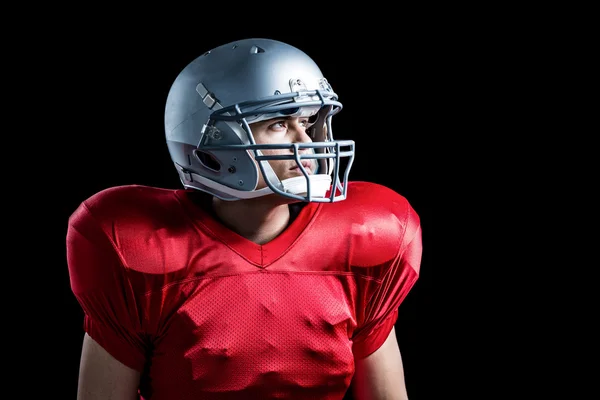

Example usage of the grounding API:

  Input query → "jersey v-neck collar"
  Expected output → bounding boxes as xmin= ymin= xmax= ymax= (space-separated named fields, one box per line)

xmin=174 ymin=190 xmax=321 ymax=268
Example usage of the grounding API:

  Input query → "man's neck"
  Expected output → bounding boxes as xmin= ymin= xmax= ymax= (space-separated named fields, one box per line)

xmin=211 ymin=195 xmax=293 ymax=245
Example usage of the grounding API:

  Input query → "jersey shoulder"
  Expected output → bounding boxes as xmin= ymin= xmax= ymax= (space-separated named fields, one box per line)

xmin=323 ymin=181 xmax=421 ymax=267
xmin=68 ymin=184 xmax=182 ymax=229
xmin=341 ymin=181 xmax=416 ymax=217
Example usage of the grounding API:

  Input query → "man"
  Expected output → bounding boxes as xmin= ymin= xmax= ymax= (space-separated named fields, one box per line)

xmin=67 ymin=38 xmax=422 ymax=400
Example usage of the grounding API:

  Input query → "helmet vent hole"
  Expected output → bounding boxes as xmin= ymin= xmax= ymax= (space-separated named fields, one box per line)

xmin=194 ymin=150 xmax=221 ymax=172
xmin=250 ymin=45 xmax=265 ymax=54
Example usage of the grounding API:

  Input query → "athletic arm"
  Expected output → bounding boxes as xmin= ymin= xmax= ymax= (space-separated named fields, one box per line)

xmin=77 ymin=333 xmax=141 ymax=400
xmin=351 ymin=326 xmax=409 ymax=400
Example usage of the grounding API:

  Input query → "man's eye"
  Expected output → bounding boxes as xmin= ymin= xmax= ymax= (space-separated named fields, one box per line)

xmin=269 ymin=121 xmax=286 ymax=129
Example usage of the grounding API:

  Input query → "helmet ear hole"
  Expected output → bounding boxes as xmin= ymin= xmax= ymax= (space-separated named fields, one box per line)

xmin=194 ymin=150 xmax=221 ymax=172
xmin=308 ymin=106 xmax=331 ymax=142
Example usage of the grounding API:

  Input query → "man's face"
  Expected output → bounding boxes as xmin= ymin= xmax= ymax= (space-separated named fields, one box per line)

xmin=248 ymin=116 xmax=319 ymax=189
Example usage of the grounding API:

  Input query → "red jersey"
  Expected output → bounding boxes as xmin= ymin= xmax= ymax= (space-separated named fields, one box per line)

xmin=66 ymin=181 xmax=422 ymax=400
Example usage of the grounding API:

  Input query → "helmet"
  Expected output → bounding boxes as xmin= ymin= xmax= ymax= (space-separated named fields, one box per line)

xmin=164 ymin=38 xmax=355 ymax=202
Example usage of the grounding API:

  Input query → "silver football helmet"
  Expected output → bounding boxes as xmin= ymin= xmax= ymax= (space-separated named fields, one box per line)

xmin=164 ymin=38 xmax=355 ymax=202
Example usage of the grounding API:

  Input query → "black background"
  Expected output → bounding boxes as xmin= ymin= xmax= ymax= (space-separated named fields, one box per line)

xmin=27 ymin=12 xmax=518 ymax=399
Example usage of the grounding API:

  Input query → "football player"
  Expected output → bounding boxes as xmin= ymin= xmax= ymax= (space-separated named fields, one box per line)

xmin=67 ymin=38 xmax=423 ymax=400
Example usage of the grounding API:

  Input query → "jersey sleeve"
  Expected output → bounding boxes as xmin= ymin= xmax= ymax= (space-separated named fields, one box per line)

xmin=351 ymin=204 xmax=422 ymax=359
xmin=66 ymin=201 xmax=147 ymax=371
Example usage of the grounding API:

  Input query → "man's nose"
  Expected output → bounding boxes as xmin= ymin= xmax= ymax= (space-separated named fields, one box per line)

xmin=290 ymin=121 xmax=312 ymax=144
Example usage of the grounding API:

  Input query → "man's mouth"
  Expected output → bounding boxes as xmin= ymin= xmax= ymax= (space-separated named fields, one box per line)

xmin=290 ymin=161 xmax=313 ymax=173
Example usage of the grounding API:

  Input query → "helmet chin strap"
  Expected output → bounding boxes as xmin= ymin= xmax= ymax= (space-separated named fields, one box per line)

xmin=281 ymin=174 xmax=332 ymax=197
